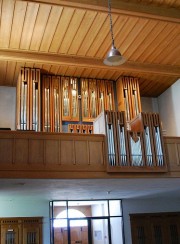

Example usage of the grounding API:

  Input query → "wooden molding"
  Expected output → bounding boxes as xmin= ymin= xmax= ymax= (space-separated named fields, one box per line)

xmin=0 ymin=49 xmax=179 ymax=77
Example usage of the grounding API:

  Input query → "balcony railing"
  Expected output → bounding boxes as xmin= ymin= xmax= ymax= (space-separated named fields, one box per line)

xmin=0 ymin=131 xmax=106 ymax=178
xmin=0 ymin=126 xmax=180 ymax=178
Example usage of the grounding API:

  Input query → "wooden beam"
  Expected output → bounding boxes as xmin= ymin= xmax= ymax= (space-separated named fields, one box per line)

xmin=23 ymin=0 xmax=180 ymax=23
xmin=0 ymin=49 xmax=179 ymax=77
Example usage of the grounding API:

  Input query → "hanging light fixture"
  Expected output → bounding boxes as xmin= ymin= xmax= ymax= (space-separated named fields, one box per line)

xmin=104 ymin=0 xmax=126 ymax=66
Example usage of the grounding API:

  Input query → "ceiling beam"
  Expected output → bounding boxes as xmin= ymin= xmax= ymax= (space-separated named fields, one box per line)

xmin=0 ymin=49 xmax=179 ymax=77
xmin=24 ymin=0 xmax=180 ymax=23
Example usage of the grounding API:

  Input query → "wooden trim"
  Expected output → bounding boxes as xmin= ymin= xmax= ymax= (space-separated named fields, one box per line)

xmin=0 ymin=49 xmax=179 ymax=77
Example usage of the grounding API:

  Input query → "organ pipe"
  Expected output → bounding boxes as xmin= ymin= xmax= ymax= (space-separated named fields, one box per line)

xmin=116 ymin=77 xmax=141 ymax=121
xmin=16 ymin=68 xmax=41 ymax=131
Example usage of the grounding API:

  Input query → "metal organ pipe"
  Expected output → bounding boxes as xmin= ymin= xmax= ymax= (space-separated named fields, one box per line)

xmin=154 ymin=126 xmax=163 ymax=166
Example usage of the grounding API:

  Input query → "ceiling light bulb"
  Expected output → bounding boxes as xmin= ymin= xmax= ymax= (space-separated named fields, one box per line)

xmin=104 ymin=45 xmax=126 ymax=66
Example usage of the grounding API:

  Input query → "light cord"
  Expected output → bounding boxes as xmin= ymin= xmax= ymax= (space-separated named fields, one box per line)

xmin=108 ymin=0 xmax=115 ymax=47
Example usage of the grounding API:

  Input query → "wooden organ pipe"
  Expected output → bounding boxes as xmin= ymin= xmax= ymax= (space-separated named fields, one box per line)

xmin=81 ymin=78 xmax=115 ymax=122
xmin=68 ymin=124 xmax=93 ymax=134
xmin=16 ymin=68 xmax=41 ymax=131
xmin=42 ymin=75 xmax=62 ymax=132
xmin=61 ymin=77 xmax=79 ymax=121
xmin=97 ymin=79 xmax=105 ymax=114
xmin=105 ymin=80 xmax=114 ymax=111
xmin=51 ymin=76 xmax=61 ymax=132
xmin=116 ymin=77 xmax=141 ymax=121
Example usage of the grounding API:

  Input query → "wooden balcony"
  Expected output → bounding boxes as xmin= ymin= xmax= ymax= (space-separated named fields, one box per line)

xmin=0 ymin=130 xmax=106 ymax=178
xmin=0 ymin=131 xmax=180 ymax=178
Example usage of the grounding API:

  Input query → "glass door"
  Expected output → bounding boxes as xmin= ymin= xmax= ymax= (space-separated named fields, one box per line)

xmin=69 ymin=217 xmax=110 ymax=244
xmin=69 ymin=219 xmax=88 ymax=244
xmin=91 ymin=218 xmax=110 ymax=244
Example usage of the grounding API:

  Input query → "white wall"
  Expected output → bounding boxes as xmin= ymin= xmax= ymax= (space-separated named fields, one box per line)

xmin=158 ymin=78 xmax=180 ymax=136
xmin=141 ymin=97 xmax=159 ymax=113
xmin=0 ymin=86 xmax=16 ymax=130
xmin=0 ymin=197 xmax=50 ymax=244
xmin=123 ymin=197 xmax=180 ymax=244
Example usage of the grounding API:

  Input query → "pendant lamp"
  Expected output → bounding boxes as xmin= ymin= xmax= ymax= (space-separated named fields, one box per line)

xmin=104 ymin=0 xmax=126 ymax=66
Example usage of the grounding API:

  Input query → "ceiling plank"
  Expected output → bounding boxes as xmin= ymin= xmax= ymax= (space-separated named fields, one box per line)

xmin=0 ymin=0 xmax=15 ymax=48
xmin=49 ymin=7 xmax=75 ymax=53
xmin=30 ymin=4 xmax=52 ymax=51
xmin=0 ymin=49 xmax=179 ymax=77
xmin=20 ymin=2 xmax=39 ymax=50
xmin=59 ymin=8 xmax=86 ymax=54
xmin=22 ymin=0 xmax=180 ymax=23
xmin=10 ymin=1 xmax=27 ymax=49
xmin=39 ymin=5 xmax=63 ymax=52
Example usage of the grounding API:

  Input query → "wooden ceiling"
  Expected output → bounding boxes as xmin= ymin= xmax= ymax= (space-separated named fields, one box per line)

xmin=0 ymin=0 xmax=179 ymax=97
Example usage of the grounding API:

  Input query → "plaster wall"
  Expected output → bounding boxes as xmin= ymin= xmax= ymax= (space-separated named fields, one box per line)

xmin=158 ymin=78 xmax=180 ymax=136
xmin=0 ymin=86 xmax=16 ymax=130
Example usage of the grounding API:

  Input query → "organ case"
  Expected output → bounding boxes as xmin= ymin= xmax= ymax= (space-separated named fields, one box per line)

xmin=116 ymin=77 xmax=141 ymax=121
xmin=16 ymin=68 xmax=41 ymax=131
xmin=42 ymin=75 xmax=62 ymax=132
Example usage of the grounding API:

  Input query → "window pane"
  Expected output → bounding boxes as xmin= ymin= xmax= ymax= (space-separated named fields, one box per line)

xmin=68 ymin=200 xmax=108 ymax=217
xmin=109 ymin=200 xmax=122 ymax=216
xmin=53 ymin=201 xmax=67 ymax=218
xmin=92 ymin=218 xmax=109 ymax=244
xmin=110 ymin=217 xmax=124 ymax=244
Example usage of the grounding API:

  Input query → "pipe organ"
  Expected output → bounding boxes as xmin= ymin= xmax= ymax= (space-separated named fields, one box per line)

xmin=42 ymin=75 xmax=62 ymax=132
xmin=94 ymin=111 xmax=129 ymax=167
xmin=81 ymin=78 xmax=115 ymax=122
xmin=130 ymin=112 xmax=165 ymax=167
xmin=116 ymin=77 xmax=141 ymax=122
xmin=94 ymin=111 xmax=166 ymax=171
xmin=17 ymin=69 xmax=116 ymax=133
xmin=61 ymin=76 xmax=79 ymax=121
xmin=16 ymin=68 xmax=166 ymax=171
xmin=16 ymin=68 xmax=41 ymax=131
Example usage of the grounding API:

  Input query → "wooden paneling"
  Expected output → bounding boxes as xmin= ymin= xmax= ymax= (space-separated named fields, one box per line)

xmin=74 ymin=141 xmax=88 ymax=165
xmin=89 ymin=141 xmax=104 ymax=165
xmin=0 ymin=217 xmax=42 ymax=244
xmin=60 ymin=140 xmax=74 ymax=165
xmin=0 ymin=138 xmax=13 ymax=164
xmin=130 ymin=212 xmax=180 ymax=244
xmin=14 ymin=139 xmax=29 ymax=164
xmin=0 ymin=131 xmax=180 ymax=178
xmin=0 ymin=0 xmax=179 ymax=97
xmin=45 ymin=139 xmax=60 ymax=165
xmin=164 ymin=137 xmax=180 ymax=172
xmin=0 ymin=131 xmax=105 ymax=170
xmin=29 ymin=139 xmax=44 ymax=165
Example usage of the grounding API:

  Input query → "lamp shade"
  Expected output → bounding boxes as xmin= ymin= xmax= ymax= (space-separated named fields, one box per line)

xmin=104 ymin=45 xmax=126 ymax=66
